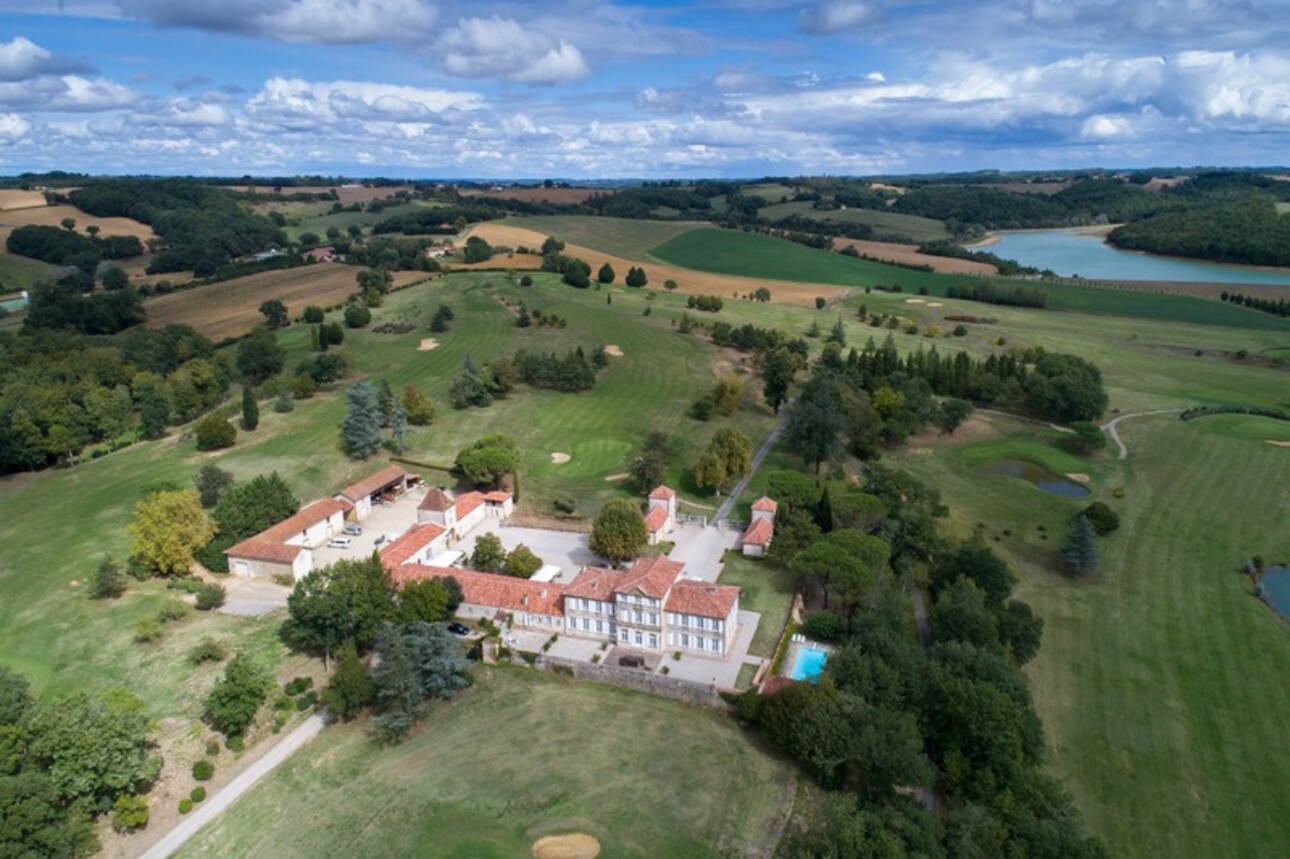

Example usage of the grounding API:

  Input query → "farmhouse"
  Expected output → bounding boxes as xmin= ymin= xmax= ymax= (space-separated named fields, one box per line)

xmin=225 ymin=498 xmax=347 ymax=580
xmin=417 ymin=487 xmax=513 ymax=538
xmin=644 ymin=485 xmax=677 ymax=545
xmin=335 ymin=464 xmax=414 ymax=521
xmin=306 ymin=246 xmax=334 ymax=262
xmin=741 ymin=497 xmax=777 ymax=557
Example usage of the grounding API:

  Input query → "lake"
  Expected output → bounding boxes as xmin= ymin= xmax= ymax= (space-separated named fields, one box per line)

xmin=987 ymin=229 xmax=1290 ymax=286
xmin=1261 ymin=566 xmax=1290 ymax=623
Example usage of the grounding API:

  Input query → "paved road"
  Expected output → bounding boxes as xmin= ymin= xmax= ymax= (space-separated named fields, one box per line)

xmin=1100 ymin=409 xmax=1182 ymax=460
xmin=139 ymin=714 xmax=326 ymax=859
xmin=713 ymin=408 xmax=790 ymax=523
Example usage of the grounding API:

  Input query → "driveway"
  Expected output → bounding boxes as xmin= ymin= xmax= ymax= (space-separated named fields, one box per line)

xmin=666 ymin=523 xmax=740 ymax=582
xmin=219 ymin=577 xmax=290 ymax=617
xmin=311 ymin=488 xmax=427 ymax=568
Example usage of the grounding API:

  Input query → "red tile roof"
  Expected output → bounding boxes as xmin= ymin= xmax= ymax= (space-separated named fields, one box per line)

xmin=226 ymin=498 xmax=347 ymax=564
xmin=418 ymin=487 xmax=451 ymax=512
xmin=643 ymin=505 xmax=669 ymax=533
xmin=483 ymin=491 xmax=513 ymax=503
xmin=453 ymin=491 xmax=484 ymax=520
xmin=742 ymin=517 xmax=774 ymax=546
xmin=379 ymin=522 xmax=446 ymax=568
xmin=648 ymin=485 xmax=676 ymax=501
xmin=615 ymin=556 xmax=684 ymax=599
xmin=751 ymin=496 xmax=778 ymax=513
xmin=666 ymin=580 xmax=739 ymax=619
xmin=394 ymin=564 xmax=565 ymax=617
xmin=564 ymin=565 xmax=626 ymax=601
xmin=337 ymin=464 xmax=410 ymax=503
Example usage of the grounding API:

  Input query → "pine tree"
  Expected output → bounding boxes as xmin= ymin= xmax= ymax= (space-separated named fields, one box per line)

xmin=1061 ymin=515 xmax=1099 ymax=575
xmin=89 ymin=555 xmax=127 ymax=599
xmin=241 ymin=386 xmax=259 ymax=431
xmin=377 ymin=380 xmax=395 ymax=428
xmin=516 ymin=303 xmax=531 ymax=328
xmin=386 ymin=398 xmax=408 ymax=453
xmin=318 ymin=323 xmax=329 ymax=352
xmin=340 ymin=380 xmax=384 ymax=459
xmin=828 ymin=316 xmax=847 ymax=346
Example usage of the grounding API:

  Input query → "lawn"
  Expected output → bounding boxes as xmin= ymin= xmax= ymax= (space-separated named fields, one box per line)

xmin=508 ymin=214 xmax=701 ymax=259
xmin=718 ymin=553 xmax=796 ymax=659
xmin=180 ymin=667 xmax=798 ymax=858
xmin=0 ymin=251 xmax=59 ymax=291
xmin=757 ymin=201 xmax=951 ymax=242
xmin=893 ymin=415 xmax=1290 ymax=858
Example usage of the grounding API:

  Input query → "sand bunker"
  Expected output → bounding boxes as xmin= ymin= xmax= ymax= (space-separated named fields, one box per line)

xmin=603 ymin=345 xmax=624 ymax=357
xmin=904 ymin=298 xmax=927 ymax=304
xmin=604 ymin=472 xmax=629 ymax=482
xmin=1066 ymin=473 xmax=1092 ymax=483
xmin=532 ymin=833 xmax=601 ymax=859
xmin=418 ymin=338 xmax=439 ymax=351
xmin=1266 ymin=440 xmax=1290 ymax=448
xmin=927 ymin=302 xmax=944 ymax=307
xmin=551 ymin=452 xmax=571 ymax=464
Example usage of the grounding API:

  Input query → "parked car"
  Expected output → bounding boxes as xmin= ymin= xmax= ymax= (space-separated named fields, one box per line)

xmin=327 ymin=537 xmax=352 ymax=549
xmin=343 ymin=524 xmax=362 ymax=536
xmin=373 ymin=534 xmax=387 ymax=546
xmin=447 ymin=622 xmax=471 ymax=636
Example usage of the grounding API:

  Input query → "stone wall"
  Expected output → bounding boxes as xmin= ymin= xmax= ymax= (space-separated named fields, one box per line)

xmin=534 ymin=655 xmax=730 ymax=709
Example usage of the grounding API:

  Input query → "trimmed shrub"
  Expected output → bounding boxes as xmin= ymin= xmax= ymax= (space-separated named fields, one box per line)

xmin=111 ymin=795 xmax=149 ymax=832
xmin=191 ymin=786 xmax=207 ymax=803
xmin=802 ymin=610 xmax=847 ymax=642
xmin=205 ymin=739 xmax=220 ymax=757
xmin=178 ymin=799 xmax=193 ymax=814
xmin=194 ymin=582 xmax=227 ymax=611
xmin=1082 ymin=501 xmax=1121 ymax=536
xmin=226 ymin=735 xmax=245 ymax=752
xmin=194 ymin=414 xmax=237 ymax=451
xmin=157 ymin=598 xmax=190 ymax=622
xmin=134 ymin=617 xmax=165 ymax=643
xmin=192 ymin=759 xmax=215 ymax=780
xmin=189 ymin=638 xmax=228 ymax=665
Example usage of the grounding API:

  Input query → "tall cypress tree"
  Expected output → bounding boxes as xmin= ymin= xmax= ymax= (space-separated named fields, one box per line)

xmin=241 ymin=386 xmax=259 ymax=431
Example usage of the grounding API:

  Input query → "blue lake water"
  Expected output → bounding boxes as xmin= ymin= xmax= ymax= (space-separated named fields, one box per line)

xmin=1261 ymin=566 xmax=1290 ymax=622
xmin=976 ymin=458 xmax=1091 ymax=498
xmin=790 ymin=647 xmax=828 ymax=683
xmin=986 ymin=229 xmax=1290 ymax=286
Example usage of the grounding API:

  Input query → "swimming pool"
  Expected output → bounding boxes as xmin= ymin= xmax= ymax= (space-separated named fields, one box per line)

xmin=789 ymin=646 xmax=828 ymax=683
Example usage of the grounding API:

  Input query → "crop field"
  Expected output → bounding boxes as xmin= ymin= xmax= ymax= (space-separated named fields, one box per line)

xmin=741 ymin=182 xmax=797 ymax=202
xmin=651 ymin=227 xmax=958 ymax=292
xmin=757 ymin=200 xmax=951 ymax=241
xmin=0 ymin=188 xmax=49 ymax=209
xmin=508 ymin=214 xmax=701 ymax=259
xmin=0 ymin=202 xmax=156 ymax=245
xmin=832 ymin=238 xmax=997 ymax=275
xmin=233 ymin=184 xmax=414 ymax=204
xmin=468 ymin=221 xmax=852 ymax=305
xmin=460 ymin=185 xmax=613 ymax=204
xmin=180 ymin=667 xmax=797 ymax=858
xmin=144 ymin=265 xmax=429 ymax=340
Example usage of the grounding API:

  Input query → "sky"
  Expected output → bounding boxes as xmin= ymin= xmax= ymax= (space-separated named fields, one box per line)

xmin=0 ymin=0 xmax=1289 ymax=179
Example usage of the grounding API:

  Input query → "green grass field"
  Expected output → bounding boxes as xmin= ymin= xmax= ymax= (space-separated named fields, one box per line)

xmin=508 ymin=215 xmax=701 ymax=259
xmin=757 ymin=201 xmax=951 ymax=242
xmin=0 ymin=251 xmax=59 ymax=291
xmin=718 ymin=553 xmax=795 ymax=659
xmin=181 ymin=667 xmax=797 ymax=858
xmin=892 ymin=414 xmax=1290 ymax=858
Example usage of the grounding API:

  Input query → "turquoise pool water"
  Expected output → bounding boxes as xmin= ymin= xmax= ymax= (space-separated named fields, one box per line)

xmin=789 ymin=647 xmax=828 ymax=683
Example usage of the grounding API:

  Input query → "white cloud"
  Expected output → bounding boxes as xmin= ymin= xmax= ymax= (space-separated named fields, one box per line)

xmin=798 ymin=1 xmax=882 ymax=35
xmin=0 ymin=112 xmax=31 ymax=143
xmin=244 ymin=77 xmax=484 ymax=130
xmin=440 ymin=16 xmax=590 ymax=85
xmin=0 ymin=74 xmax=138 ymax=112
xmin=0 ymin=37 xmax=93 ymax=81
xmin=116 ymin=0 xmax=437 ymax=44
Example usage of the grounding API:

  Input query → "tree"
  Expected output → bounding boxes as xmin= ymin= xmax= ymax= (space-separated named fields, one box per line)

xmin=194 ymin=582 xmax=226 ymax=610
xmin=204 ymin=652 xmax=272 ymax=737
xmin=790 ymin=529 xmax=890 ymax=609
xmin=371 ymin=622 xmax=470 ymax=743
xmin=128 ymin=489 xmax=214 ymax=576
xmin=236 ymin=327 xmax=285 ymax=384
xmin=589 ymin=499 xmax=648 ymax=563
xmin=60 ymin=217 xmax=75 ymax=231
xmin=26 ymin=688 xmax=161 ymax=804
xmin=462 ymin=236 xmax=493 ymax=263
xmin=344 ymin=302 xmax=371 ymax=328
xmin=828 ymin=316 xmax=847 ymax=345
xmin=396 ymin=577 xmax=458 ymax=624
xmin=455 ymin=435 xmax=519 ymax=487
xmin=1061 ymin=515 xmax=1099 ymax=575
xmin=693 ymin=428 xmax=753 ymax=494
xmin=386 ymin=398 xmax=408 ymax=453
xmin=375 ymin=379 xmax=395 ymax=427
xmin=504 ymin=544 xmax=543 ymax=577
xmin=283 ymin=555 xmax=396 ymax=664
xmin=784 ymin=373 xmax=844 ymax=471
xmin=258 ymin=299 xmax=289 ymax=329
xmin=101 ymin=266 xmax=129 ymax=291
xmin=0 ymin=665 xmax=32 ymax=725
xmin=327 ymin=321 xmax=345 ymax=344
xmin=303 ymin=305 xmax=325 ymax=323
xmin=341 ymin=380 xmax=384 ymax=459
xmin=1070 ymin=420 xmax=1108 ymax=454
xmin=211 ymin=473 xmax=299 ymax=544
xmin=814 ymin=296 xmax=827 ymax=310
xmin=931 ymin=579 xmax=1000 ymax=649
xmin=1081 ymin=501 xmax=1120 ymax=535
xmin=194 ymin=414 xmax=236 ymax=451
xmin=935 ymin=398 xmax=974 ymax=434
xmin=762 ymin=348 xmax=796 ymax=414
xmin=830 ymin=491 xmax=887 ymax=532
xmin=470 ymin=532 xmax=507 ymax=572
xmin=625 ymin=266 xmax=647 ymax=288
xmin=429 ymin=303 xmax=454 ymax=332
xmin=629 ymin=431 xmax=671 ymax=494
xmin=239 ymin=386 xmax=260 ymax=432
xmin=194 ymin=463 xmax=234 ymax=507
xmin=401 ymin=385 xmax=435 ymax=426
xmin=597 ymin=262 xmax=615 ymax=284
xmin=0 ymin=771 xmax=99 ymax=857
xmin=999 ymin=600 xmax=1044 ymax=665
xmin=321 ymin=642 xmax=375 ymax=721
xmin=89 ymin=556 xmax=127 ymax=599
xmin=936 ymin=540 xmax=1016 ymax=606
xmin=759 ymin=682 xmax=853 ymax=787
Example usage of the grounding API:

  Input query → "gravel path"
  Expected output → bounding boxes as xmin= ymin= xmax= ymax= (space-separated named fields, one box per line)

xmin=1100 ymin=409 xmax=1182 ymax=460
xmin=713 ymin=407 xmax=790 ymax=523
xmin=140 ymin=714 xmax=326 ymax=859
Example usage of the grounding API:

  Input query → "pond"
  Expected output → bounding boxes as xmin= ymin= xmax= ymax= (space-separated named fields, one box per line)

xmin=986 ymin=229 xmax=1290 ymax=286
xmin=1260 ymin=566 xmax=1290 ymax=623
xmin=976 ymin=458 xmax=1091 ymax=498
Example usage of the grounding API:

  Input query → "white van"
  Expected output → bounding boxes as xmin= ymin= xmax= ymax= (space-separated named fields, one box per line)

xmin=326 ymin=537 xmax=353 ymax=549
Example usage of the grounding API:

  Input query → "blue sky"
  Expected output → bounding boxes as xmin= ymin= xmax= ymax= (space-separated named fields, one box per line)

xmin=0 ymin=0 xmax=1288 ymax=178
